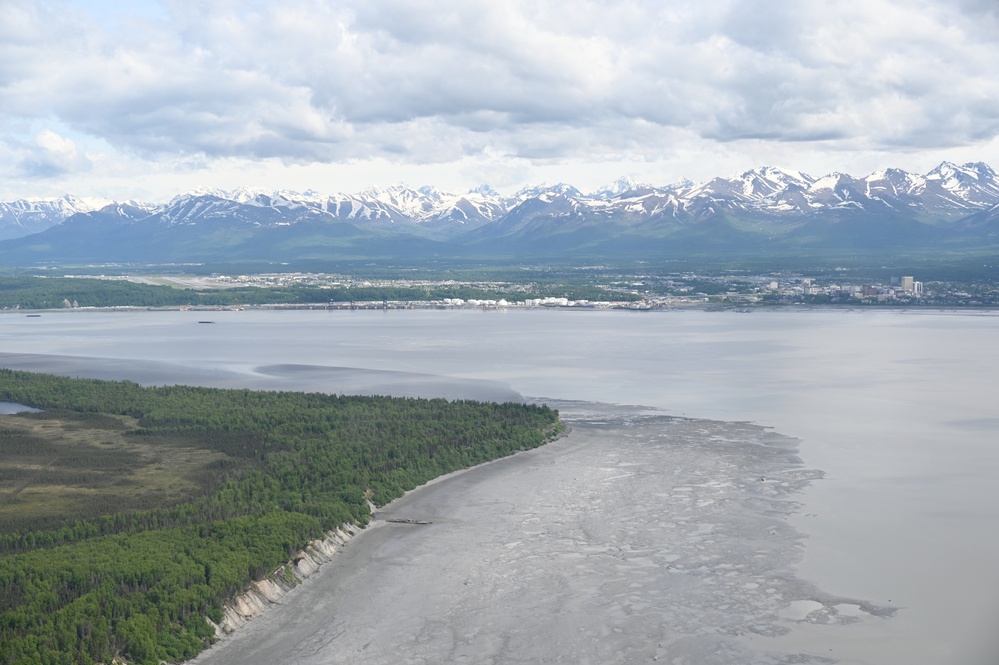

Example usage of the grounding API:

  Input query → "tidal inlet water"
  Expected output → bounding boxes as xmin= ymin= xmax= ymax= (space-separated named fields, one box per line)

xmin=1 ymin=308 xmax=997 ymax=664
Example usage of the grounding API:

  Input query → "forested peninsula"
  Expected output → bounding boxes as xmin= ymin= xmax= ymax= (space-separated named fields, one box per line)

xmin=0 ymin=370 xmax=564 ymax=664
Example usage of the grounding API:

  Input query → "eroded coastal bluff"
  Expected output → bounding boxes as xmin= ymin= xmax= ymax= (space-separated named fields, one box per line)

xmin=210 ymin=524 xmax=362 ymax=638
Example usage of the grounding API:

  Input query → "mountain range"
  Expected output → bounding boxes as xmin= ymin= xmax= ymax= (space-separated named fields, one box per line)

xmin=3 ymin=162 xmax=999 ymax=265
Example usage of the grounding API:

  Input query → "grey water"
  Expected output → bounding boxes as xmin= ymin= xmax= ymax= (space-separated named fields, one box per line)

xmin=0 ymin=401 xmax=40 ymax=414
xmin=1 ymin=307 xmax=997 ymax=663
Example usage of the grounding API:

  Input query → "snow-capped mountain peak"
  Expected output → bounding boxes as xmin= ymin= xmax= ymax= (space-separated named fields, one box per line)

xmin=927 ymin=161 xmax=996 ymax=182
xmin=514 ymin=183 xmax=584 ymax=201
xmin=865 ymin=168 xmax=927 ymax=198
xmin=0 ymin=194 xmax=116 ymax=239
xmin=5 ymin=162 xmax=999 ymax=243
xmin=925 ymin=161 xmax=999 ymax=205
xmin=592 ymin=176 xmax=653 ymax=198
xmin=737 ymin=166 xmax=813 ymax=196
xmin=808 ymin=172 xmax=853 ymax=192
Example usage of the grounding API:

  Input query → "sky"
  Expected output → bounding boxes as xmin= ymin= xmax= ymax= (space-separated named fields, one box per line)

xmin=2 ymin=0 xmax=999 ymax=201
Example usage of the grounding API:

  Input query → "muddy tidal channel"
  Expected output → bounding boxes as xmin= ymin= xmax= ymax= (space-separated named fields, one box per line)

xmin=193 ymin=404 xmax=891 ymax=665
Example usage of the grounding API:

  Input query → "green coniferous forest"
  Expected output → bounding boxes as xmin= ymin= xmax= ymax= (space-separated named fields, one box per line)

xmin=0 ymin=369 xmax=564 ymax=664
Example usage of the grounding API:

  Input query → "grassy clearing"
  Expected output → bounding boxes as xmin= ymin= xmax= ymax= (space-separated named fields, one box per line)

xmin=0 ymin=411 xmax=231 ymax=530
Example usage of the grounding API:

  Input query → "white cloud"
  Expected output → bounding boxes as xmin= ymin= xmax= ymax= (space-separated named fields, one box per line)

xmin=2 ymin=0 xmax=999 ymax=198
xmin=15 ymin=129 xmax=92 ymax=178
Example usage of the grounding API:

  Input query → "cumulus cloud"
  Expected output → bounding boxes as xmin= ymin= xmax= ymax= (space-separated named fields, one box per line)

xmin=2 ymin=0 xmax=999 ymax=195
xmin=16 ymin=130 xmax=92 ymax=178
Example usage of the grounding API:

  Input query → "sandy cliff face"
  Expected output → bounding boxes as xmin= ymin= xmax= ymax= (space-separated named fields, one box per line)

xmin=209 ymin=524 xmax=362 ymax=637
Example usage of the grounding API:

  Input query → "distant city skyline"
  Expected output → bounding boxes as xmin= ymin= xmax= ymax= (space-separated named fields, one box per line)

xmin=3 ymin=1 xmax=999 ymax=201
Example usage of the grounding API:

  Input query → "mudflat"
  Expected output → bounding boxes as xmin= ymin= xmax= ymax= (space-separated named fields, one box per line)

xmin=191 ymin=403 xmax=891 ymax=665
